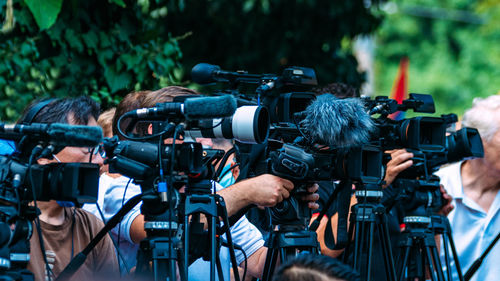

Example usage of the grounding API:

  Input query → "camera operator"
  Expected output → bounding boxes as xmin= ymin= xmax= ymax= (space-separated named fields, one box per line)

xmin=433 ymin=95 xmax=500 ymax=281
xmin=96 ymin=86 xmax=319 ymax=280
xmin=17 ymin=97 xmax=119 ymax=281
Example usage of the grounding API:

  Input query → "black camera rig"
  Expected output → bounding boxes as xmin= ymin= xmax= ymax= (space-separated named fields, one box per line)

xmin=0 ymin=123 xmax=102 ymax=281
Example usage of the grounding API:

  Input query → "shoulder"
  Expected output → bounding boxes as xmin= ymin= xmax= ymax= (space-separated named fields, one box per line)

xmin=72 ymin=207 xmax=105 ymax=230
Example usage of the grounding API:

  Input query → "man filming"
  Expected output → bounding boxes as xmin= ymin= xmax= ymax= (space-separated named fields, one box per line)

xmin=95 ymin=86 xmax=319 ymax=280
xmin=17 ymin=97 xmax=119 ymax=281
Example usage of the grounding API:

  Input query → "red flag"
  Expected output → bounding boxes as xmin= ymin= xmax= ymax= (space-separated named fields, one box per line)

xmin=389 ymin=57 xmax=409 ymax=120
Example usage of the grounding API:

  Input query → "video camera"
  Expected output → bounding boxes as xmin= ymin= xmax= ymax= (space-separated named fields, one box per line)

xmin=364 ymin=94 xmax=484 ymax=214
xmin=0 ymin=122 xmax=102 ymax=279
xmin=98 ymin=95 xmax=245 ymax=281
xmin=191 ymin=64 xmax=387 ymax=229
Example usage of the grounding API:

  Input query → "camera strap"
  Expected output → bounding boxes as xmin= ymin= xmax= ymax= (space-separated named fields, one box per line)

xmin=464 ymin=230 xmax=500 ymax=281
xmin=55 ymin=193 xmax=143 ymax=281
xmin=309 ymin=180 xmax=351 ymax=251
xmin=326 ymin=181 xmax=351 ymax=250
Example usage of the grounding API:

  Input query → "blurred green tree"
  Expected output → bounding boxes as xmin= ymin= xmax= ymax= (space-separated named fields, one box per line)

xmin=375 ymin=0 xmax=500 ymax=117
xmin=0 ymin=0 xmax=386 ymax=121
xmin=0 ymin=0 xmax=183 ymax=121
xmin=162 ymin=0 xmax=385 ymax=89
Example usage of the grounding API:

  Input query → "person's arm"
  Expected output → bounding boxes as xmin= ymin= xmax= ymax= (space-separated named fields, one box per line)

xmin=217 ymin=174 xmax=295 ymax=217
xmin=242 ymin=246 xmax=268 ymax=278
xmin=130 ymin=213 xmax=146 ymax=243
xmin=129 ymin=174 xmax=295 ymax=243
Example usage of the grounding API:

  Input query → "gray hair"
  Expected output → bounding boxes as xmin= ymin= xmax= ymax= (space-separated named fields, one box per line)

xmin=462 ymin=95 xmax=500 ymax=142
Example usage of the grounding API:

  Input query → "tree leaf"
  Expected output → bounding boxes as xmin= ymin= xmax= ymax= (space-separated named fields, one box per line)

xmin=109 ymin=0 xmax=126 ymax=8
xmin=104 ymin=66 xmax=131 ymax=93
xmin=24 ymin=0 xmax=63 ymax=30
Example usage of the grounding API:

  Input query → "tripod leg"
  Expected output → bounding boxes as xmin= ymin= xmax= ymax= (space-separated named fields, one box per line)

xmin=424 ymin=246 xmax=438 ymax=281
xmin=215 ymin=249 xmax=224 ymax=281
xmin=353 ymin=220 xmax=362 ymax=270
xmin=177 ymin=252 xmax=187 ymax=281
xmin=441 ymin=234 xmax=452 ymax=281
xmin=184 ymin=215 xmax=190 ymax=280
xmin=210 ymin=216 xmax=217 ymax=281
xmin=398 ymin=246 xmax=410 ymax=281
xmin=261 ymin=246 xmax=279 ymax=281
xmin=446 ymin=231 xmax=464 ymax=281
xmin=365 ymin=222 xmax=375 ymax=281
xmin=379 ymin=214 xmax=397 ymax=281
xmin=431 ymin=245 xmax=446 ymax=281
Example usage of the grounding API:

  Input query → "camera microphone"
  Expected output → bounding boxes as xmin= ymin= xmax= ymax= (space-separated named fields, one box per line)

xmin=300 ymin=94 xmax=375 ymax=147
xmin=0 ymin=123 xmax=103 ymax=147
xmin=191 ymin=63 xmax=261 ymax=85
xmin=128 ymin=95 xmax=237 ymax=120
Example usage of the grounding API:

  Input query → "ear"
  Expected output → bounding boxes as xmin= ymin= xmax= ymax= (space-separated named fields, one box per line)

xmin=148 ymin=124 xmax=153 ymax=135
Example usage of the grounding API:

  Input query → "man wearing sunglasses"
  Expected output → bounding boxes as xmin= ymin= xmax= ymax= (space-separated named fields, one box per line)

xmin=17 ymin=97 xmax=119 ymax=281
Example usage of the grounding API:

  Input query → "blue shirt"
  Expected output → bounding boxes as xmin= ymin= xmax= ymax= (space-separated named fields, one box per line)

xmin=436 ymin=162 xmax=500 ymax=281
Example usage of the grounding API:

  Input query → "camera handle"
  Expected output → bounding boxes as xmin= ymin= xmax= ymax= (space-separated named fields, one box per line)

xmin=55 ymin=193 xmax=144 ymax=281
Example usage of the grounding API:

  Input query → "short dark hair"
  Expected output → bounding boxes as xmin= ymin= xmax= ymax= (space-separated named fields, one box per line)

xmin=273 ymin=254 xmax=360 ymax=281
xmin=312 ymin=83 xmax=359 ymax=99
xmin=16 ymin=96 xmax=100 ymax=159
xmin=112 ymin=90 xmax=150 ymax=139
xmin=17 ymin=96 xmax=100 ymax=125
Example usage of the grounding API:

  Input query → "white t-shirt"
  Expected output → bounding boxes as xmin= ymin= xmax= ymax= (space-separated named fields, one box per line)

xmin=85 ymin=174 xmax=264 ymax=280
xmin=435 ymin=162 xmax=500 ymax=281
xmin=83 ymin=174 xmax=142 ymax=273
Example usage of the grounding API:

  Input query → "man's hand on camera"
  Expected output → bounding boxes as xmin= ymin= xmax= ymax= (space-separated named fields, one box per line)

xmin=437 ymin=184 xmax=454 ymax=216
xmin=384 ymin=149 xmax=414 ymax=188
xmin=217 ymin=174 xmax=293 ymax=217
xmin=302 ymin=183 xmax=320 ymax=210
xmin=247 ymin=174 xmax=294 ymax=207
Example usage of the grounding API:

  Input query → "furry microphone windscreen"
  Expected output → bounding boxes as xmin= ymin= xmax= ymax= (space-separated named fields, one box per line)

xmin=300 ymin=94 xmax=375 ymax=147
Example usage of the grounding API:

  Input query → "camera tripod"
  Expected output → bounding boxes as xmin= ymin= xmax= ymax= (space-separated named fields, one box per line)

xmin=260 ymin=198 xmax=320 ymax=281
xmin=429 ymin=215 xmax=464 ymax=281
xmin=135 ymin=178 xmax=241 ymax=281
xmin=343 ymin=183 xmax=397 ymax=281
xmin=394 ymin=178 xmax=463 ymax=281
xmin=396 ymin=215 xmax=445 ymax=281
xmin=395 ymin=214 xmax=464 ymax=281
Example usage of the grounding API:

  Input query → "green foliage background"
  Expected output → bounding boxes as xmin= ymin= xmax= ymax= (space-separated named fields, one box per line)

xmin=162 ymin=0 xmax=384 ymax=88
xmin=0 ymin=0 xmax=183 ymax=121
xmin=0 ymin=0 xmax=385 ymax=121
xmin=375 ymin=0 xmax=500 ymax=117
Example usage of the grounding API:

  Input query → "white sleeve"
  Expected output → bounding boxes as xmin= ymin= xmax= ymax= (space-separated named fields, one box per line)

xmin=230 ymin=215 xmax=265 ymax=265
xmin=102 ymin=176 xmax=143 ymax=244
xmin=213 ymin=181 xmax=265 ymax=265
